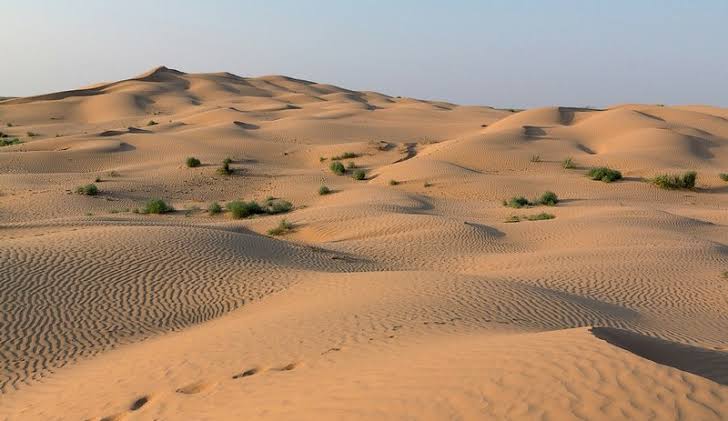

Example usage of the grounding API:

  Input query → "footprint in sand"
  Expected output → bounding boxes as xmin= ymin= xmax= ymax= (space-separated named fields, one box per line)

xmin=176 ymin=380 xmax=213 ymax=394
xmin=232 ymin=367 xmax=259 ymax=379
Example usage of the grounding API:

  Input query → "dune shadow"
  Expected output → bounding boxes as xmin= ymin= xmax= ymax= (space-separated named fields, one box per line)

xmin=463 ymin=221 xmax=506 ymax=238
xmin=591 ymin=327 xmax=728 ymax=386
xmin=234 ymin=121 xmax=260 ymax=130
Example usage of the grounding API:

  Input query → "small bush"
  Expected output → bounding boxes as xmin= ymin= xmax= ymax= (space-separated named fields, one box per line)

xmin=347 ymin=161 xmax=356 ymax=169
xmin=352 ymin=169 xmax=366 ymax=180
xmin=26 ymin=131 xmax=39 ymax=137
xmin=504 ymin=196 xmax=531 ymax=208
xmin=226 ymin=200 xmax=262 ymax=219
xmin=530 ymin=154 xmax=541 ymax=163
xmin=504 ymin=215 xmax=521 ymax=223
xmin=186 ymin=157 xmax=201 ymax=168
xmin=0 ymin=138 xmax=21 ymax=147
xmin=719 ymin=173 xmax=728 ymax=182
xmin=423 ymin=181 xmax=432 ymax=188
xmin=208 ymin=202 xmax=222 ymax=214
xmin=223 ymin=157 xmax=233 ymax=165
xmin=651 ymin=171 xmax=697 ymax=189
xmin=147 ymin=120 xmax=158 ymax=126
xmin=75 ymin=184 xmax=98 ymax=196
xmin=143 ymin=199 xmax=173 ymax=214
xmin=318 ymin=185 xmax=331 ymax=195
xmin=331 ymin=152 xmax=359 ymax=160
xmin=268 ymin=219 xmax=294 ymax=236
xmin=526 ymin=212 xmax=555 ymax=221
xmin=319 ymin=156 xmax=326 ymax=162
xmin=537 ymin=191 xmax=559 ymax=206
xmin=389 ymin=179 xmax=399 ymax=186
xmin=588 ymin=167 xmax=622 ymax=183
xmin=562 ymin=157 xmax=575 ymax=169
xmin=217 ymin=161 xmax=233 ymax=175
xmin=264 ymin=198 xmax=293 ymax=214
xmin=330 ymin=161 xmax=345 ymax=175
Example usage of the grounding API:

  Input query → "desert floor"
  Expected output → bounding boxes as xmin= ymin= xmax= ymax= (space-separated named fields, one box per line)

xmin=1 ymin=67 xmax=727 ymax=420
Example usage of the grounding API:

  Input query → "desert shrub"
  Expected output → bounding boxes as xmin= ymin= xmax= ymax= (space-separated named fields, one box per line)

xmin=147 ymin=120 xmax=158 ymax=126
xmin=537 ymin=191 xmax=559 ymax=206
xmin=389 ymin=179 xmax=399 ymax=186
xmin=651 ymin=171 xmax=697 ymax=189
xmin=352 ymin=169 xmax=366 ymax=180
xmin=562 ymin=157 xmax=575 ymax=169
xmin=526 ymin=212 xmax=555 ymax=221
xmin=223 ymin=157 xmax=233 ymax=165
xmin=318 ymin=185 xmax=331 ymax=195
xmin=530 ymin=154 xmax=541 ymax=163
xmin=588 ymin=167 xmax=622 ymax=182
xmin=143 ymin=199 xmax=173 ymax=214
xmin=331 ymin=152 xmax=359 ymax=160
xmin=217 ymin=161 xmax=233 ymax=175
xmin=504 ymin=215 xmax=521 ymax=223
xmin=268 ymin=219 xmax=294 ymax=236
xmin=264 ymin=198 xmax=293 ymax=214
xmin=423 ymin=181 xmax=432 ymax=187
xmin=186 ymin=157 xmax=201 ymax=168
xmin=347 ymin=161 xmax=356 ymax=169
xmin=319 ymin=156 xmax=326 ymax=162
xmin=208 ymin=202 xmax=222 ymax=214
xmin=226 ymin=200 xmax=262 ymax=219
xmin=330 ymin=161 xmax=345 ymax=175
xmin=720 ymin=173 xmax=728 ymax=182
xmin=75 ymin=184 xmax=98 ymax=196
xmin=504 ymin=196 xmax=531 ymax=208
xmin=26 ymin=131 xmax=39 ymax=137
xmin=0 ymin=138 xmax=21 ymax=147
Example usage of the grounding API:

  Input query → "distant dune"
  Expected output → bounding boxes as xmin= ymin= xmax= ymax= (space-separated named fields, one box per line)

xmin=1 ymin=67 xmax=727 ymax=420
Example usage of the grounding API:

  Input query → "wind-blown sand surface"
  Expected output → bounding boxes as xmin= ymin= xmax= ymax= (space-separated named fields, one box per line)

xmin=1 ymin=67 xmax=727 ymax=420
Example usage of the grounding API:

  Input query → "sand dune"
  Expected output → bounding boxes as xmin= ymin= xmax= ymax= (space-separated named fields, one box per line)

xmin=1 ymin=67 xmax=727 ymax=420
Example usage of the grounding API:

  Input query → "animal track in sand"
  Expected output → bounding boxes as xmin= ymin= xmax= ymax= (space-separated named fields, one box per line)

xmin=232 ymin=367 xmax=260 ymax=379
xmin=176 ymin=380 xmax=213 ymax=394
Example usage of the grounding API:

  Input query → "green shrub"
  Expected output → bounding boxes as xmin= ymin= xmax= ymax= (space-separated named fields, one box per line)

xmin=147 ymin=120 xmax=158 ymax=126
xmin=223 ymin=157 xmax=233 ymax=165
xmin=226 ymin=200 xmax=262 ymax=219
xmin=347 ymin=161 xmax=356 ymax=169
xmin=330 ymin=161 xmax=345 ymax=175
xmin=504 ymin=196 xmax=531 ymax=208
xmin=389 ymin=179 xmax=399 ymax=186
xmin=208 ymin=202 xmax=222 ymax=214
xmin=331 ymin=152 xmax=359 ymax=160
xmin=0 ymin=138 xmax=21 ymax=147
xmin=217 ymin=161 xmax=233 ymax=175
xmin=143 ymin=199 xmax=173 ymax=214
xmin=588 ymin=167 xmax=622 ymax=182
xmin=318 ymin=185 xmax=331 ymax=195
xmin=537 ymin=191 xmax=559 ymax=206
xmin=651 ymin=171 xmax=697 ymax=189
xmin=527 ymin=212 xmax=555 ymax=221
xmin=352 ymin=169 xmax=366 ymax=180
xmin=719 ymin=173 xmax=728 ymax=182
xmin=264 ymin=198 xmax=293 ymax=214
xmin=186 ymin=157 xmax=201 ymax=168
xmin=75 ymin=184 xmax=98 ymax=196
xmin=562 ymin=157 xmax=575 ymax=169
xmin=267 ymin=219 xmax=294 ymax=236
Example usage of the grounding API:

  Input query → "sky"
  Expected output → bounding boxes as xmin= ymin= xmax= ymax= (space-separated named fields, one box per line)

xmin=2 ymin=0 xmax=727 ymax=108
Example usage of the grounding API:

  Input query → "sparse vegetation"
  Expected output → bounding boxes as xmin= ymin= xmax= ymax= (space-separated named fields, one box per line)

xmin=186 ymin=157 xmax=201 ymax=168
xmin=719 ymin=173 xmax=728 ymax=182
xmin=147 ymin=120 xmax=158 ymax=126
xmin=331 ymin=152 xmax=359 ymax=160
xmin=347 ymin=161 xmax=356 ymax=169
xmin=588 ymin=167 xmax=622 ymax=183
xmin=208 ymin=202 xmax=222 ymax=214
xmin=263 ymin=198 xmax=293 ymax=214
xmin=505 ymin=213 xmax=555 ymax=223
xmin=108 ymin=171 xmax=121 ymax=177
xmin=217 ymin=161 xmax=234 ymax=175
xmin=504 ymin=192 xmax=559 ymax=208
xmin=318 ymin=185 xmax=331 ymax=195
xmin=223 ymin=157 xmax=233 ymax=165
xmin=352 ymin=169 xmax=366 ymax=180
xmin=142 ymin=199 xmax=174 ymax=214
xmin=651 ymin=171 xmax=697 ymax=190
xmin=562 ymin=157 xmax=575 ymax=169
xmin=26 ymin=131 xmax=39 ymax=137
xmin=504 ymin=196 xmax=531 ymax=208
xmin=0 ymin=138 xmax=21 ymax=147
xmin=389 ymin=179 xmax=399 ymax=186
xmin=226 ymin=200 xmax=262 ymax=219
xmin=267 ymin=219 xmax=294 ymax=236
xmin=330 ymin=161 xmax=345 ymax=175
xmin=75 ymin=184 xmax=98 ymax=196
xmin=530 ymin=154 xmax=541 ymax=163
xmin=423 ymin=181 xmax=432 ymax=188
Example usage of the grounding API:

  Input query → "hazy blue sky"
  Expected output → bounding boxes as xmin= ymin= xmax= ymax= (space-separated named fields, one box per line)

xmin=2 ymin=0 xmax=727 ymax=108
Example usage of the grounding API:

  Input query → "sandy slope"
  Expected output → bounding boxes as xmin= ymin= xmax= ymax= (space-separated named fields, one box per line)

xmin=1 ymin=67 xmax=727 ymax=420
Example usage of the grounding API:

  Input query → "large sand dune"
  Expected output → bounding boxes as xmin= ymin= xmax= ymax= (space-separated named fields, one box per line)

xmin=1 ymin=67 xmax=727 ymax=420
